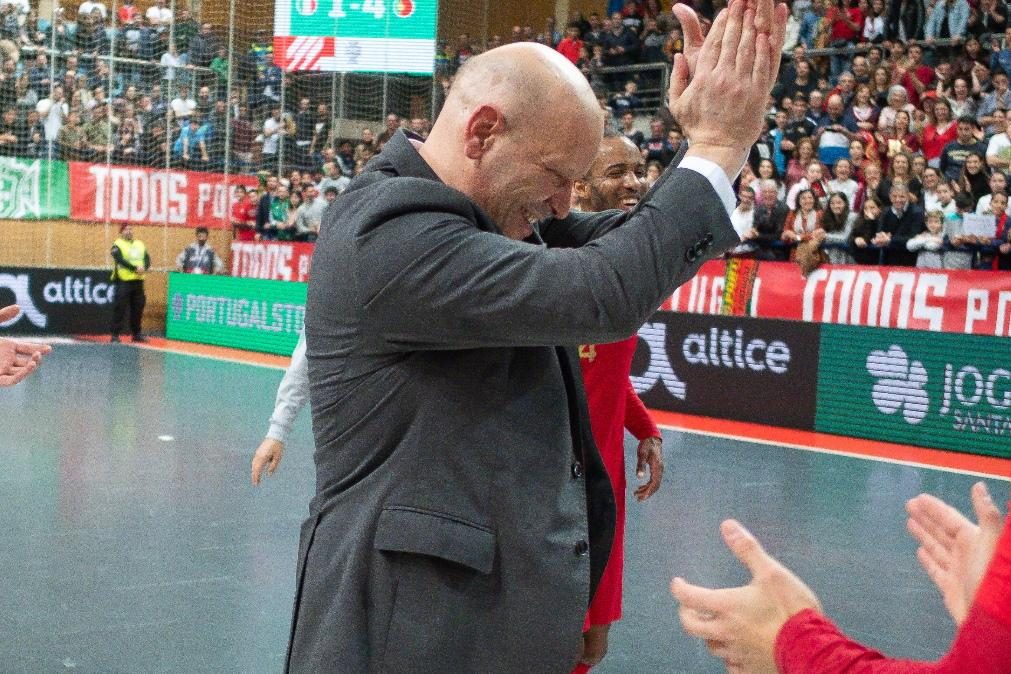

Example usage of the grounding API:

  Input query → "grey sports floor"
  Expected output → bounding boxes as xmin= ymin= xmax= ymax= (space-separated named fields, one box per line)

xmin=2 ymin=343 xmax=1006 ymax=672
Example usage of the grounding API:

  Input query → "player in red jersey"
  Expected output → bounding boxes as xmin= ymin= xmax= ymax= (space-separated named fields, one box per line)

xmin=571 ymin=133 xmax=665 ymax=672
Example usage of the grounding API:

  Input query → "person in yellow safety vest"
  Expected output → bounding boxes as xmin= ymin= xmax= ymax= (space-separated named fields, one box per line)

xmin=110 ymin=223 xmax=150 ymax=343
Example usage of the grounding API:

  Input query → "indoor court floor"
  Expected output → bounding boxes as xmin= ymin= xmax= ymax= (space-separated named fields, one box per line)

xmin=2 ymin=342 xmax=1008 ymax=673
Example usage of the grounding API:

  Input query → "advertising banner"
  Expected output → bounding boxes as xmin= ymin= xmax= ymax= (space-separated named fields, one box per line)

xmin=630 ymin=313 xmax=821 ymax=430
xmin=166 ymin=273 xmax=305 ymax=355
xmin=229 ymin=241 xmax=315 ymax=283
xmin=816 ymin=325 xmax=1011 ymax=458
xmin=0 ymin=158 xmax=70 ymax=219
xmin=68 ymin=162 xmax=257 ymax=229
xmin=669 ymin=260 xmax=1011 ymax=337
xmin=0 ymin=267 xmax=114 ymax=334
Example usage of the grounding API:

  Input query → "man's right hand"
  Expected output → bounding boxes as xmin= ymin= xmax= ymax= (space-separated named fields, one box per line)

xmin=251 ymin=437 xmax=285 ymax=486
xmin=669 ymin=0 xmax=789 ymax=178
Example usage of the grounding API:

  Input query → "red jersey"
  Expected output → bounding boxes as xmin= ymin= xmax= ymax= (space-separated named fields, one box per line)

xmin=774 ymin=501 xmax=1011 ymax=673
xmin=578 ymin=335 xmax=659 ymax=627
xmin=556 ymin=37 xmax=584 ymax=65
xmin=232 ymin=199 xmax=257 ymax=241
xmin=921 ymin=122 xmax=957 ymax=162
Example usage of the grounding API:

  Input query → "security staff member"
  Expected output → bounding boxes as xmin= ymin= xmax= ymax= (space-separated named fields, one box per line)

xmin=110 ymin=224 xmax=150 ymax=343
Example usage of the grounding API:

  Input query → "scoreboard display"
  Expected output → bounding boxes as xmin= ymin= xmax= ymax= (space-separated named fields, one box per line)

xmin=273 ymin=0 xmax=437 ymax=74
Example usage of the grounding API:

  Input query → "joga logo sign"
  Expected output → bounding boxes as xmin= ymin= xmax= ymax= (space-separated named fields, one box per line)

xmin=816 ymin=325 xmax=1011 ymax=458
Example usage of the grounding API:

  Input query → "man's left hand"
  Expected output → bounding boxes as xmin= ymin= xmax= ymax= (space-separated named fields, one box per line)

xmin=634 ymin=436 xmax=664 ymax=501
xmin=0 ymin=305 xmax=51 ymax=387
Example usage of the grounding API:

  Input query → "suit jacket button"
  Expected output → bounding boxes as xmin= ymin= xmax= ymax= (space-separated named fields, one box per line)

xmin=704 ymin=232 xmax=714 ymax=243
xmin=684 ymin=248 xmax=697 ymax=262
xmin=571 ymin=462 xmax=583 ymax=479
xmin=574 ymin=540 xmax=589 ymax=556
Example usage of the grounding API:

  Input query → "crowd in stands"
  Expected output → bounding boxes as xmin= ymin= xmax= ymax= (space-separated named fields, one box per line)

xmin=1 ymin=0 xmax=1008 ymax=267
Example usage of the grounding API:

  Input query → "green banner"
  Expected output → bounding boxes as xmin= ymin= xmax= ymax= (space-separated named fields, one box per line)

xmin=816 ymin=325 xmax=1011 ymax=458
xmin=285 ymin=0 xmax=437 ymax=40
xmin=166 ymin=273 xmax=306 ymax=356
xmin=0 ymin=158 xmax=69 ymax=219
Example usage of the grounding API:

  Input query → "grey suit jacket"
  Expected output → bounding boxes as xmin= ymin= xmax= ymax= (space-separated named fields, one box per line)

xmin=286 ymin=131 xmax=738 ymax=673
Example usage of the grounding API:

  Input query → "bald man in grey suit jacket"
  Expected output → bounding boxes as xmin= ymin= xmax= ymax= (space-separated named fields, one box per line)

xmin=287 ymin=3 xmax=787 ymax=670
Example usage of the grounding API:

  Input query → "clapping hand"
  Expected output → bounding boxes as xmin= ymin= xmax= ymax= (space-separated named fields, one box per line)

xmin=0 ymin=305 xmax=52 ymax=387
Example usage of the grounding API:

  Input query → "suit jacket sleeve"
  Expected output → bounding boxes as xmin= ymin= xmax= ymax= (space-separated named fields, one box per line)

xmin=357 ymin=168 xmax=738 ymax=351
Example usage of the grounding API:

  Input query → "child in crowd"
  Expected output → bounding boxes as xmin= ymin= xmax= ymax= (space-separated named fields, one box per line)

xmin=907 ymin=210 xmax=946 ymax=268
xmin=944 ymin=192 xmax=977 ymax=269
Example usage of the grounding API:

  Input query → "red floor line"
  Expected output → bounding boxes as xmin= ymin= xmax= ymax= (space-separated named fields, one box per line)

xmin=649 ymin=410 xmax=1011 ymax=479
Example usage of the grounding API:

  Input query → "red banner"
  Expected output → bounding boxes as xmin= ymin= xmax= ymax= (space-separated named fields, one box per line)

xmin=68 ymin=162 xmax=258 ymax=228
xmin=229 ymin=241 xmax=315 ymax=283
xmin=666 ymin=261 xmax=1011 ymax=337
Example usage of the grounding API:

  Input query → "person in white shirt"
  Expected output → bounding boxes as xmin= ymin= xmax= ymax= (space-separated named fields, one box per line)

xmin=935 ymin=182 xmax=958 ymax=217
xmin=170 ymin=85 xmax=196 ymax=123
xmin=907 ymin=210 xmax=946 ymax=268
xmin=826 ymin=157 xmax=860 ymax=209
xmin=786 ymin=161 xmax=829 ymax=210
xmin=146 ymin=0 xmax=172 ymax=28
xmin=730 ymin=185 xmax=758 ymax=255
xmin=38 ymin=85 xmax=68 ymax=142
xmin=160 ymin=43 xmax=182 ymax=85
xmin=921 ymin=166 xmax=943 ymax=212
xmin=985 ymin=109 xmax=1011 ymax=172
xmin=250 ymin=333 xmax=308 ymax=486
xmin=975 ymin=171 xmax=1011 ymax=215
xmin=261 ymin=107 xmax=282 ymax=166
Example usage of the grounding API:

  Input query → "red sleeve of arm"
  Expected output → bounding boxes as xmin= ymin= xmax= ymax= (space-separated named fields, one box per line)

xmin=775 ymin=508 xmax=1011 ymax=674
xmin=774 ymin=610 xmax=938 ymax=674
xmin=623 ymin=379 xmax=660 ymax=441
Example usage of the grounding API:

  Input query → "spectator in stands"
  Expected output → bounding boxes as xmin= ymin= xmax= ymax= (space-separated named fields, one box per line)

xmin=602 ymin=11 xmax=639 ymax=69
xmin=232 ymin=185 xmax=257 ymax=241
xmin=160 ymin=42 xmax=183 ymax=89
xmin=295 ymin=184 xmax=333 ymax=243
xmin=729 ymin=185 xmax=758 ymax=256
xmin=140 ymin=120 xmax=168 ymax=166
xmin=194 ymin=85 xmax=213 ymax=120
xmin=230 ymin=104 xmax=255 ymax=173
xmin=959 ymin=151 xmax=991 ymax=202
xmin=922 ymin=97 xmax=958 ymax=167
xmin=816 ymin=94 xmax=852 ymax=166
xmin=611 ymin=80 xmax=642 ymax=113
xmin=851 ymin=195 xmax=884 ymax=263
xmin=170 ymin=85 xmax=196 ymax=123
xmin=174 ymin=116 xmax=209 ymax=169
xmin=889 ymin=152 xmax=923 ymax=202
xmin=782 ymin=94 xmax=818 ymax=160
xmin=862 ymin=0 xmax=887 ymax=43
xmin=787 ymin=160 xmax=830 ymax=209
xmin=940 ymin=116 xmax=986 ymax=180
xmin=977 ymin=171 xmax=1010 ymax=213
xmin=907 ymin=209 xmax=947 ymax=267
xmin=255 ymin=175 xmax=278 ymax=240
xmin=841 ymin=82 xmax=881 ymax=135
xmin=974 ymin=0 xmax=1007 ymax=37
xmin=827 ymin=0 xmax=862 ymax=79
xmin=784 ymin=137 xmax=819 ymax=188
xmin=618 ymin=111 xmax=643 ymax=148
xmin=640 ymin=117 xmax=673 ymax=167
xmin=994 ymin=197 xmax=1011 ymax=268
xmin=39 ymin=85 xmax=68 ymax=147
xmin=753 ymin=179 xmax=790 ymax=260
xmin=925 ymin=0 xmax=971 ymax=48
xmin=317 ymin=161 xmax=349 ymax=195
xmin=878 ymin=85 xmax=916 ymax=133
xmin=876 ymin=182 xmax=925 ymax=265
xmin=644 ymin=161 xmax=661 ymax=187
xmin=556 ymin=22 xmax=584 ymax=65
xmin=176 ymin=227 xmax=224 ymax=274
xmin=935 ymin=181 xmax=958 ymax=216
xmin=821 ymin=192 xmax=856 ymax=263
xmin=945 ymin=191 xmax=979 ymax=268
xmin=827 ymin=157 xmax=860 ymax=207
xmin=977 ymin=69 xmax=1011 ymax=133
xmin=781 ymin=59 xmax=818 ymax=101
xmin=0 ymin=107 xmax=22 ymax=155
xmin=752 ymin=158 xmax=786 ymax=200
xmin=377 ymin=113 xmax=400 ymax=146
xmin=991 ymin=26 xmax=1011 ymax=74
xmin=782 ymin=189 xmax=825 ymax=258
xmin=261 ymin=106 xmax=283 ymax=172
xmin=56 ymin=110 xmax=85 ymax=160
xmin=79 ymin=0 xmax=107 ymax=20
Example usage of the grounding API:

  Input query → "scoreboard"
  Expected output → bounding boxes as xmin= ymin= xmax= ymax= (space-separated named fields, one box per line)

xmin=273 ymin=0 xmax=437 ymax=74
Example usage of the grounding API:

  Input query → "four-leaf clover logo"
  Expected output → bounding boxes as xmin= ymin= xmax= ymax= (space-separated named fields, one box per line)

xmin=866 ymin=345 xmax=929 ymax=424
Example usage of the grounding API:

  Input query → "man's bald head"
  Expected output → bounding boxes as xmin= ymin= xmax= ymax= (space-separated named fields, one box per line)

xmin=420 ymin=44 xmax=604 ymax=240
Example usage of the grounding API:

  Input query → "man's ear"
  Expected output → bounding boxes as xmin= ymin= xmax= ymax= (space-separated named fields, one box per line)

xmin=572 ymin=178 xmax=591 ymax=201
xmin=464 ymin=105 xmax=503 ymax=160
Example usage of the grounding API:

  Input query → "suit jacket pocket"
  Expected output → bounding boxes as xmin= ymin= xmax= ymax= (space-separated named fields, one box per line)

xmin=373 ymin=506 xmax=495 ymax=575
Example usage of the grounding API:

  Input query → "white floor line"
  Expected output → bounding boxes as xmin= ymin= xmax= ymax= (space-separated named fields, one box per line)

xmin=656 ymin=422 xmax=1011 ymax=481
